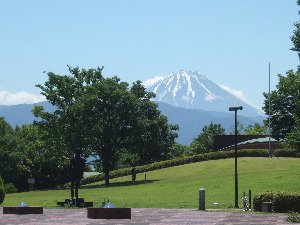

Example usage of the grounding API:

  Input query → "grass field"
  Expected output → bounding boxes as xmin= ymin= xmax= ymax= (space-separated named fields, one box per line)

xmin=3 ymin=157 xmax=300 ymax=209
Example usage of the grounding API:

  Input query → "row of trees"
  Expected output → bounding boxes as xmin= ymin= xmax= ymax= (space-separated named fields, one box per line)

xmin=0 ymin=119 xmax=70 ymax=191
xmin=187 ymin=122 xmax=268 ymax=156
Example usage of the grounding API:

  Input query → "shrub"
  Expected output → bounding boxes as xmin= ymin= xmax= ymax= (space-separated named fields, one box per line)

xmin=253 ymin=192 xmax=274 ymax=212
xmin=274 ymin=149 xmax=298 ymax=157
xmin=5 ymin=183 xmax=17 ymax=194
xmin=285 ymin=211 xmax=300 ymax=223
xmin=0 ymin=176 xmax=5 ymax=205
xmin=253 ymin=192 xmax=300 ymax=213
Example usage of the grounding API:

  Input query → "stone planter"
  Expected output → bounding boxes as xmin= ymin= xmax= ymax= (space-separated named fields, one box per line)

xmin=87 ymin=208 xmax=131 ymax=219
xmin=3 ymin=206 xmax=43 ymax=214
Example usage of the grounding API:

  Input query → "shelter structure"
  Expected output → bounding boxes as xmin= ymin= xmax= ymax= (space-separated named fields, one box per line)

xmin=213 ymin=135 xmax=281 ymax=152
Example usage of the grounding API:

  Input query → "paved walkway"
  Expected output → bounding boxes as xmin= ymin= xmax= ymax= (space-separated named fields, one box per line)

xmin=0 ymin=208 xmax=295 ymax=225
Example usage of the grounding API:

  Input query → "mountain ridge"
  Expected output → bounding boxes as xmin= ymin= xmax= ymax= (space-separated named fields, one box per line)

xmin=0 ymin=101 xmax=265 ymax=145
xmin=0 ymin=70 xmax=266 ymax=145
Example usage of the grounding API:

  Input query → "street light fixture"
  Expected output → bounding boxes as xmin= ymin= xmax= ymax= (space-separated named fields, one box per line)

xmin=229 ymin=106 xmax=243 ymax=208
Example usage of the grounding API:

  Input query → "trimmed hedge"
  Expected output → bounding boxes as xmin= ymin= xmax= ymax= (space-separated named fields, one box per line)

xmin=253 ymin=191 xmax=300 ymax=213
xmin=274 ymin=149 xmax=299 ymax=158
xmin=61 ymin=149 xmax=269 ymax=188
xmin=0 ymin=176 xmax=5 ymax=205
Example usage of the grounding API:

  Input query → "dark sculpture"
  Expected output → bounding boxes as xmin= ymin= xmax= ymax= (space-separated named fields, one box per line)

xmin=69 ymin=151 xmax=86 ymax=200
xmin=131 ymin=168 xmax=136 ymax=183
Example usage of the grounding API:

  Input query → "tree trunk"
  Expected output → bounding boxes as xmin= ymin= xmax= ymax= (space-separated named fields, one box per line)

xmin=102 ymin=147 xmax=110 ymax=185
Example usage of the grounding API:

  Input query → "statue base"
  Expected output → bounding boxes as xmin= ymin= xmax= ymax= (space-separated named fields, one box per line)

xmin=57 ymin=198 xmax=93 ymax=207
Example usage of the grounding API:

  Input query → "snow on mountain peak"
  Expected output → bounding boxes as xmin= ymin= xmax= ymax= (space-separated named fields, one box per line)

xmin=145 ymin=70 xmax=263 ymax=116
xmin=146 ymin=70 xmax=218 ymax=107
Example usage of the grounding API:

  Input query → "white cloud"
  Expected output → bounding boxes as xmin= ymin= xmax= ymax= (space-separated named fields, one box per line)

xmin=204 ymin=94 xmax=223 ymax=102
xmin=219 ymin=85 xmax=246 ymax=101
xmin=0 ymin=90 xmax=46 ymax=106
xmin=219 ymin=84 xmax=263 ymax=113
xmin=143 ymin=76 xmax=164 ymax=88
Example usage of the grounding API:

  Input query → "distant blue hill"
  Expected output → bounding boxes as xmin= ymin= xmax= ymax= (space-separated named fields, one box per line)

xmin=0 ymin=101 xmax=265 ymax=145
xmin=0 ymin=101 xmax=55 ymax=128
xmin=156 ymin=102 xmax=266 ymax=145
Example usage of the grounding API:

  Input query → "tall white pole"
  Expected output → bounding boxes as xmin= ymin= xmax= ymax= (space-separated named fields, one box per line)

xmin=269 ymin=63 xmax=271 ymax=153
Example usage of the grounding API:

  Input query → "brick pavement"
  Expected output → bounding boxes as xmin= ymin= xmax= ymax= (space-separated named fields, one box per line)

xmin=0 ymin=207 xmax=295 ymax=225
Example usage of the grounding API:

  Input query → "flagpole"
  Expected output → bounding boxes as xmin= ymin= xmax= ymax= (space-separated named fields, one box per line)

xmin=268 ymin=62 xmax=271 ymax=153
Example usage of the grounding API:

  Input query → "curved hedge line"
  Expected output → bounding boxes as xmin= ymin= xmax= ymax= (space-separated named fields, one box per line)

xmin=61 ymin=149 xmax=269 ymax=188
xmin=274 ymin=149 xmax=299 ymax=157
xmin=253 ymin=191 xmax=300 ymax=213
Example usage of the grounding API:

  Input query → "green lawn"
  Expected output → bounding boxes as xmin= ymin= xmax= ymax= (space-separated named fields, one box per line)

xmin=3 ymin=157 xmax=300 ymax=209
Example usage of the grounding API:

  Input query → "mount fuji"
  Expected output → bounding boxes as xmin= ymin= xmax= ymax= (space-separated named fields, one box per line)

xmin=145 ymin=70 xmax=263 ymax=117
xmin=0 ymin=71 xmax=266 ymax=146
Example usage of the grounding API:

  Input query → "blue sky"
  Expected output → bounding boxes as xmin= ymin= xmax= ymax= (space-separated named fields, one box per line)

xmin=0 ymin=0 xmax=299 ymax=108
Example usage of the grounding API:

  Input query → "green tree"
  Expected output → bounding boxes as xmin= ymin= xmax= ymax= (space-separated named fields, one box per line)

xmin=16 ymin=124 xmax=70 ymax=189
xmin=82 ymin=76 xmax=178 ymax=184
xmin=244 ymin=123 xmax=268 ymax=135
xmin=34 ymin=66 xmax=178 ymax=185
xmin=189 ymin=122 xmax=226 ymax=155
xmin=263 ymin=0 xmax=300 ymax=148
xmin=283 ymin=117 xmax=300 ymax=149
xmin=229 ymin=121 xmax=244 ymax=135
xmin=33 ymin=67 xmax=92 ymax=159
xmin=0 ymin=118 xmax=31 ymax=191
xmin=0 ymin=176 xmax=4 ymax=204
xmin=263 ymin=70 xmax=300 ymax=141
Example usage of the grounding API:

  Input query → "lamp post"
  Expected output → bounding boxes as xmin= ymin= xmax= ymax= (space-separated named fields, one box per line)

xmin=229 ymin=106 xmax=243 ymax=208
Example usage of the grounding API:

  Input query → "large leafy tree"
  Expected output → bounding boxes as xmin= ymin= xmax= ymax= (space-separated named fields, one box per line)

xmin=0 ymin=118 xmax=32 ymax=191
xmin=263 ymin=0 xmax=300 ymax=145
xmin=263 ymin=70 xmax=300 ymax=141
xmin=33 ymin=67 xmax=95 ymax=159
xmin=188 ymin=122 xmax=226 ymax=155
xmin=81 ymin=76 xmax=178 ymax=184
xmin=34 ymin=66 xmax=178 ymax=185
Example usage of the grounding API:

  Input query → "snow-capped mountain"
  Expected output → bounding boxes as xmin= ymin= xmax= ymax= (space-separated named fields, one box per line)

xmin=145 ymin=70 xmax=263 ymax=117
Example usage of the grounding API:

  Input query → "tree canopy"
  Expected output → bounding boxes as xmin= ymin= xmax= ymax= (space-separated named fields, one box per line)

xmin=188 ymin=122 xmax=226 ymax=155
xmin=263 ymin=70 xmax=300 ymax=141
xmin=33 ymin=66 xmax=178 ymax=185
xmin=263 ymin=0 xmax=300 ymax=148
xmin=243 ymin=123 xmax=268 ymax=135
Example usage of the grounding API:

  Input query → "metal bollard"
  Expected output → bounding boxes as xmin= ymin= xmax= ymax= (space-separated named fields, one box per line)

xmin=199 ymin=188 xmax=205 ymax=210
xmin=249 ymin=190 xmax=252 ymax=210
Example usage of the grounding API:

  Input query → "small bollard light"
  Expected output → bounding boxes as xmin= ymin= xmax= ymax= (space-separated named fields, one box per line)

xmin=199 ymin=188 xmax=205 ymax=210
xmin=144 ymin=173 xmax=147 ymax=183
